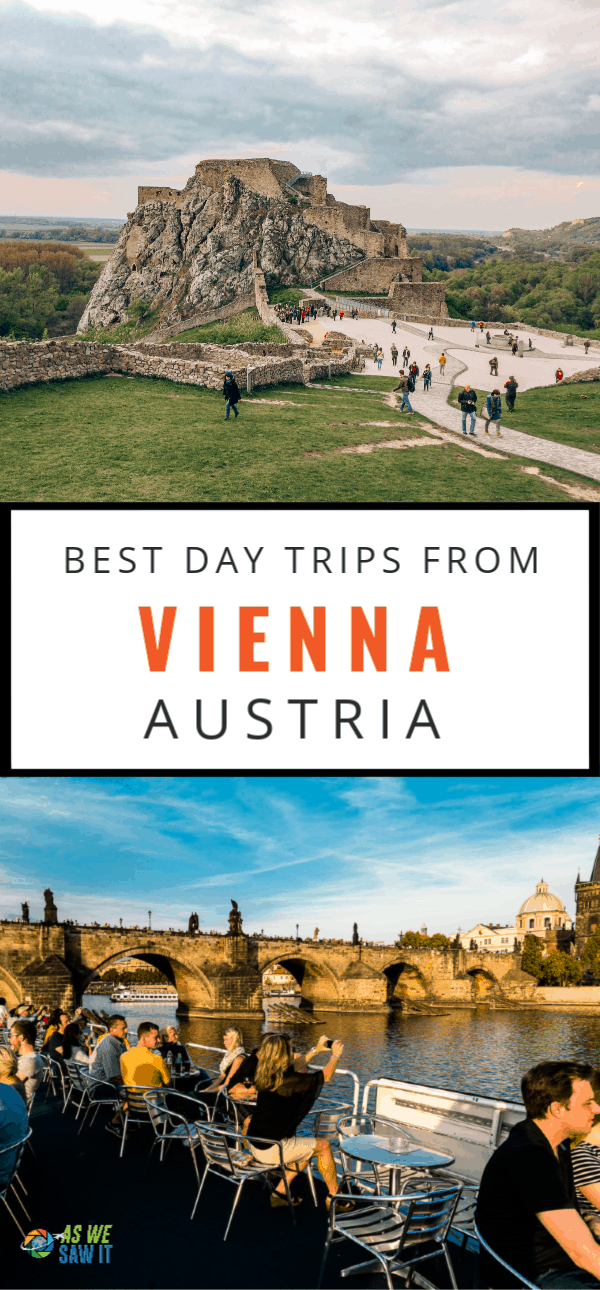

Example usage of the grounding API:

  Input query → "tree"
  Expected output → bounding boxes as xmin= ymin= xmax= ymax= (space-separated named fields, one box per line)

xmin=521 ymin=933 xmax=544 ymax=980
xmin=581 ymin=928 xmax=600 ymax=978
xmin=539 ymin=951 xmax=582 ymax=987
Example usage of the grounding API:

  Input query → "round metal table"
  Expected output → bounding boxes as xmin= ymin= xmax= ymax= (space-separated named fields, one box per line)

xmin=338 ymin=1133 xmax=455 ymax=1193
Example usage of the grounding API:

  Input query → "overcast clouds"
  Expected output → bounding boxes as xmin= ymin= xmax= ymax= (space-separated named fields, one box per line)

xmin=1 ymin=0 xmax=598 ymax=223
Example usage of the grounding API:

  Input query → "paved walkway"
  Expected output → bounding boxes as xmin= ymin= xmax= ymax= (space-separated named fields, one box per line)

xmin=304 ymin=321 xmax=600 ymax=483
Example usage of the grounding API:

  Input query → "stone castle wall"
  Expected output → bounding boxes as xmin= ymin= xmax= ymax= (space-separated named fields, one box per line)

xmin=0 ymin=335 xmax=360 ymax=395
xmin=387 ymin=281 xmax=448 ymax=317
xmin=322 ymin=256 xmax=423 ymax=294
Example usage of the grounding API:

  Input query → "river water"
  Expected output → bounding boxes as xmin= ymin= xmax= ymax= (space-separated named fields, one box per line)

xmin=82 ymin=998 xmax=600 ymax=1103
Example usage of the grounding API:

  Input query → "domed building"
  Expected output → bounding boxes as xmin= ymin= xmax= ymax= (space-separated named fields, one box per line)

xmin=516 ymin=879 xmax=573 ymax=944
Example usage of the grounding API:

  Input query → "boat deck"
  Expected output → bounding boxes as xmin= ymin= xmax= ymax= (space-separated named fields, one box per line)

xmin=4 ymin=1088 xmax=481 ymax=1289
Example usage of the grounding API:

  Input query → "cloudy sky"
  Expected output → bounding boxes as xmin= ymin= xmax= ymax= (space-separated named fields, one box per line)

xmin=0 ymin=776 xmax=598 ymax=938
xmin=1 ymin=0 xmax=600 ymax=227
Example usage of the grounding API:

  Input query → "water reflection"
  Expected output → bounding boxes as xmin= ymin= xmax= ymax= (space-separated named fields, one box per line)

xmin=83 ymin=998 xmax=600 ymax=1102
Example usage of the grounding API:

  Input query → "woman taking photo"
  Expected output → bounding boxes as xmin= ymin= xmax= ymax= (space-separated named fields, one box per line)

xmin=236 ymin=1033 xmax=353 ymax=1212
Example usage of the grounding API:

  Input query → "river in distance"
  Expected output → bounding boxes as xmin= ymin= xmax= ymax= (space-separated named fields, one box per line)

xmin=82 ymin=998 xmax=600 ymax=1104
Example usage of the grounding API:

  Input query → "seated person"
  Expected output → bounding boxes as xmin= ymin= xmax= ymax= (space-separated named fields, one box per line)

xmin=203 ymin=1026 xmax=246 ymax=1093
xmin=159 ymin=1026 xmax=190 ymax=1068
xmin=45 ymin=1012 xmax=70 ymax=1068
xmin=476 ymin=1060 xmax=600 ymax=1288
xmin=9 ymin=1004 xmax=36 ymax=1029
xmin=571 ymin=1071 xmax=600 ymax=1238
xmin=120 ymin=1022 xmax=170 ymax=1089
xmin=62 ymin=1022 xmax=91 ymax=1066
xmin=42 ymin=1006 xmax=65 ymax=1047
xmin=90 ymin=1015 xmax=128 ymax=1087
xmin=0 ymin=1082 xmax=28 ymax=1189
xmin=0 ymin=1049 xmax=27 ymax=1106
xmin=235 ymin=1032 xmax=352 ymax=1212
xmin=8 ymin=1020 xmax=44 ymax=1105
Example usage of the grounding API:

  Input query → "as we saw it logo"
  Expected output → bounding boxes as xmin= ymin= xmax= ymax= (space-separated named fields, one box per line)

xmin=21 ymin=1225 xmax=114 ymax=1263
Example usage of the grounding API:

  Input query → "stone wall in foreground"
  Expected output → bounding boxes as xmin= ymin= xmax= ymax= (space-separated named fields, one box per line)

xmin=0 ymin=335 xmax=361 ymax=394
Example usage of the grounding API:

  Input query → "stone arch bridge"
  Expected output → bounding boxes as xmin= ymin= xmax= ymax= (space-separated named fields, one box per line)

xmin=0 ymin=923 xmax=537 ymax=1017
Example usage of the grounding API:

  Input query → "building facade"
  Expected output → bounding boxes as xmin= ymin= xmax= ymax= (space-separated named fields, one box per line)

xmin=574 ymin=840 xmax=600 ymax=954
xmin=459 ymin=924 xmax=523 ymax=953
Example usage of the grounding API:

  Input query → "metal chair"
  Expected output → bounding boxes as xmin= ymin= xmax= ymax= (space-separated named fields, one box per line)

xmin=194 ymin=1123 xmax=317 ymax=1238
xmin=64 ymin=1059 xmax=92 ymax=1118
xmin=474 ymin=1220 xmax=538 ymax=1290
xmin=0 ymin=1131 xmax=32 ymax=1238
xmin=143 ymin=1091 xmax=209 ymax=1216
xmin=336 ymin=1113 xmax=416 ymax=1196
xmin=116 ymin=1084 xmax=165 ymax=1158
xmin=318 ymin=1180 xmax=462 ymax=1290
xmin=48 ymin=1057 xmax=72 ymax=1112
xmin=77 ymin=1073 xmax=123 ymax=1136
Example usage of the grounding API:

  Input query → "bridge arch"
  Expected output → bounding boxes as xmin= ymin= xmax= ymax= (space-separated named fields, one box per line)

xmin=260 ymin=953 xmax=341 ymax=1011
xmin=382 ymin=960 xmax=428 ymax=1005
xmin=0 ymin=964 xmax=22 ymax=1010
xmin=78 ymin=944 xmax=215 ymax=1013
xmin=466 ymin=966 xmax=500 ymax=1001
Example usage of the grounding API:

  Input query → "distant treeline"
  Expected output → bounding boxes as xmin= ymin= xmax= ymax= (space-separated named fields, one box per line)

xmin=0 ymin=225 xmax=120 ymax=243
xmin=443 ymin=250 xmax=600 ymax=331
xmin=0 ymin=241 xmax=103 ymax=338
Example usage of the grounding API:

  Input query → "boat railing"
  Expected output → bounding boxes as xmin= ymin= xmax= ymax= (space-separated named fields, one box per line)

xmin=361 ymin=1077 xmax=523 ymax=1152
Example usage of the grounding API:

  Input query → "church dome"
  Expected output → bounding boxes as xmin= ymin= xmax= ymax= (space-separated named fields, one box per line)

xmin=518 ymin=879 xmax=566 ymax=916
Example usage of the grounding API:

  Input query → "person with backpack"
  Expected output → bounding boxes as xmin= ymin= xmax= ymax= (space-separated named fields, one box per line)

xmin=489 ymin=355 xmax=498 ymax=376
xmin=393 ymin=370 xmax=414 ymax=414
xmin=223 ymin=371 xmax=241 ymax=421
xmin=486 ymin=330 xmax=491 ymax=345
xmin=483 ymin=389 xmax=502 ymax=437
xmin=504 ymin=375 xmax=518 ymax=412
xmin=423 ymin=364 xmax=432 ymax=391
xmin=555 ymin=368 xmax=564 ymax=383
xmin=458 ymin=384 xmax=478 ymax=435
xmin=479 ymin=321 xmax=484 ymax=333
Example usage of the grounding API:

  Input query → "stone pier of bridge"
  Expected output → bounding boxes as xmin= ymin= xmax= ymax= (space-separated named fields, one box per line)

xmin=0 ymin=921 xmax=541 ymax=1017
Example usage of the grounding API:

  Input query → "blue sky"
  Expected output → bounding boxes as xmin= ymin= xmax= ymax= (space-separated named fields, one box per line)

xmin=2 ymin=0 xmax=600 ymax=226
xmin=0 ymin=777 xmax=598 ymax=940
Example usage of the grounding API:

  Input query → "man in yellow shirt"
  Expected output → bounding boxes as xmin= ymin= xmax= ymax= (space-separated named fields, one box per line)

xmin=439 ymin=353 xmax=447 ymax=378
xmin=120 ymin=1022 xmax=170 ymax=1088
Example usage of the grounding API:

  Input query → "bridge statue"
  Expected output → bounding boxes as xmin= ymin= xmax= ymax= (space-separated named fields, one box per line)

xmin=228 ymin=900 xmax=243 ymax=936
xmin=43 ymin=888 xmax=58 ymax=925
xmin=21 ymin=902 xmax=29 ymax=923
xmin=352 ymin=922 xmax=359 ymax=945
xmin=188 ymin=912 xmax=199 ymax=935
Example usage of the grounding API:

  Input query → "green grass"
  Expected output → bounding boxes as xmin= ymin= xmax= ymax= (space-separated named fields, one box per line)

xmin=449 ymin=383 xmax=600 ymax=453
xmin=79 ymin=307 xmax=162 ymax=345
xmin=267 ymin=286 xmax=307 ymax=306
xmin=1 ymin=374 xmax=597 ymax=502
xmin=174 ymin=308 xmax=286 ymax=345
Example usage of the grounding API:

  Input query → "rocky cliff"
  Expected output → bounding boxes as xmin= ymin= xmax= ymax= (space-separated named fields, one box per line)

xmin=78 ymin=175 xmax=364 ymax=333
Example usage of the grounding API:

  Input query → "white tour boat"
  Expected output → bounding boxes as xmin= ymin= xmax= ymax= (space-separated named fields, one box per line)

xmin=109 ymin=984 xmax=179 ymax=1003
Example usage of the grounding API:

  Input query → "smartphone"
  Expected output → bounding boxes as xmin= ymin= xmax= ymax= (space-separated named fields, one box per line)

xmin=323 ymin=1038 xmax=334 ymax=1049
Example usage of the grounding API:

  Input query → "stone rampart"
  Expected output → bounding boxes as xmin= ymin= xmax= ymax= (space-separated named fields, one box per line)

xmin=322 ymin=256 xmax=422 ymax=294
xmin=0 ymin=335 xmax=358 ymax=395
xmin=156 ymin=292 xmax=255 ymax=340
xmin=138 ymin=184 xmax=184 ymax=205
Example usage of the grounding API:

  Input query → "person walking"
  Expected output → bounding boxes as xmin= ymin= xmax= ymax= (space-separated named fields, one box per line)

xmin=339 ymin=310 xmax=344 ymax=320
xmin=377 ymin=347 xmax=384 ymax=370
xmin=458 ymin=384 xmax=478 ymax=435
xmin=489 ymin=355 xmax=498 ymax=377
xmin=391 ymin=343 xmax=398 ymax=366
xmin=423 ymin=363 xmax=432 ymax=391
xmin=486 ymin=330 xmax=491 ymax=345
xmin=483 ymin=389 xmax=502 ymax=437
xmin=391 ymin=319 xmax=397 ymax=333
xmin=479 ymin=321 xmax=484 ymax=333
xmin=555 ymin=367 xmax=564 ymax=383
xmin=428 ymin=325 xmax=434 ymax=340
xmin=470 ymin=319 xmax=475 ymax=334
xmin=223 ymin=371 xmax=241 ymax=421
xmin=439 ymin=352 xmax=447 ymax=378
xmin=410 ymin=361 xmax=419 ymax=378
xmin=402 ymin=346 xmax=410 ymax=366
xmin=393 ymin=370 xmax=414 ymax=414
xmin=372 ymin=343 xmax=379 ymax=364
xmin=584 ymin=339 xmax=590 ymax=355
xmin=504 ymin=375 xmax=518 ymax=413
